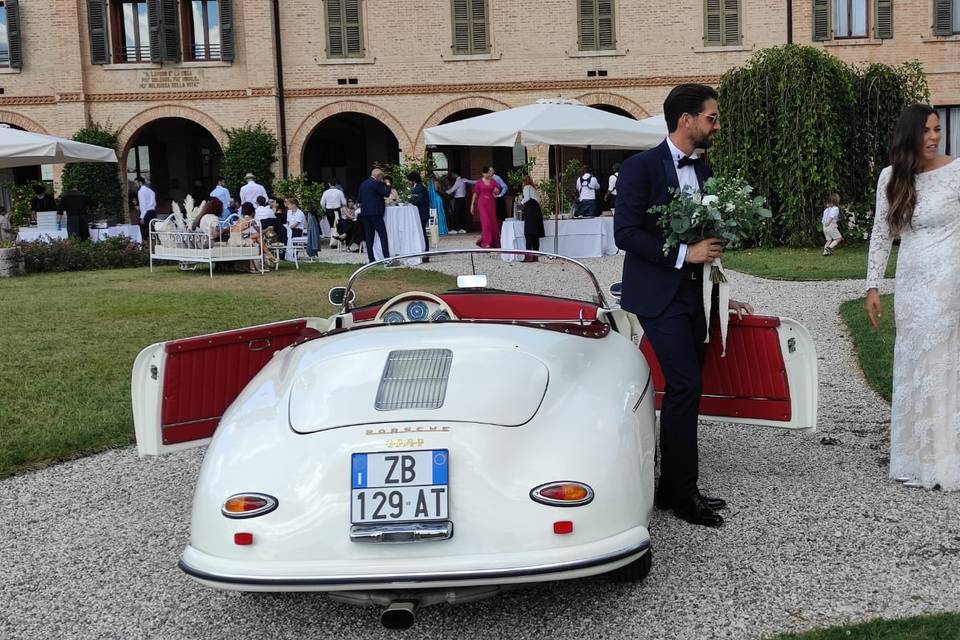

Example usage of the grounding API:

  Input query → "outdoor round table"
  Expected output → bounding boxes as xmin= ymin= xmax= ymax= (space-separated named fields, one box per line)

xmin=372 ymin=204 xmax=425 ymax=265
xmin=499 ymin=216 xmax=619 ymax=261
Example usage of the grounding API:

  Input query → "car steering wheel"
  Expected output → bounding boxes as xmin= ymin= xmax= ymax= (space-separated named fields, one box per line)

xmin=373 ymin=292 xmax=459 ymax=324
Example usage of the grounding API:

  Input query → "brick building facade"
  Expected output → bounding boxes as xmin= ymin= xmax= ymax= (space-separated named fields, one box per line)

xmin=0 ymin=0 xmax=956 ymax=214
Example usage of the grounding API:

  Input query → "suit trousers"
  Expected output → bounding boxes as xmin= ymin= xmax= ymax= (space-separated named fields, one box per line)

xmin=637 ymin=275 xmax=712 ymax=499
xmin=361 ymin=216 xmax=389 ymax=263
xmin=450 ymin=197 xmax=467 ymax=230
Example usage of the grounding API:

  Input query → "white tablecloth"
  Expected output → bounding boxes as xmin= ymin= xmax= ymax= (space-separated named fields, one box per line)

xmin=500 ymin=216 xmax=619 ymax=261
xmin=373 ymin=205 xmax=425 ymax=264
xmin=17 ymin=225 xmax=142 ymax=244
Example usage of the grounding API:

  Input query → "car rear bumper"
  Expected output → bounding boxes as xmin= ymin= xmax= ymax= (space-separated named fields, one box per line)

xmin=179 ymin=526 xmax=650 ymax=592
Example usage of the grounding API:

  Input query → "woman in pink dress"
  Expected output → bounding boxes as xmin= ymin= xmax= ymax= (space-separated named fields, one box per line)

xmin=470 ymin=166 xmax=501 ymax=248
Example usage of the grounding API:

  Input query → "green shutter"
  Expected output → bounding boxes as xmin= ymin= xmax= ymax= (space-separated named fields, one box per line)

xmin=597 ymin=0 xmax=615 ymax=49
xmin=451 ymin=0 xmax=469 ymax=53
xmin=326 ymin=0 xmax=344 ymax=57
xmin=704 ymin=0 xmax=722 ymax=45
xmin=344 ymin=0 xmax=363 ymax=56
xmin=451 ymin=0 xmax=487 ymax=54
xmin=86 ymin=0 xmax=109 ymax=65
xmin=722 ymin=0 xmax=740 ymax=45
xmin=147 ymin=0 xmax=162 ymax=62
xmin=812 ymin=0 xmax=831 ymax=40
xmin=932 ymin=0 xmax=952 ymax=36
xmin=5 ymin=0 xmax=21 ymax=68
xmin=160 ymin=0 xmax=180 ymax=62
xmin=874 ymin=0 xmax=893 ymax=38
xmin=579 ymin=0 xmax=597 ymax=50
xmin=219 ymin=0 xmax=235 ymax=61
xmin=469 ymin=0 xmax=488 ymax=53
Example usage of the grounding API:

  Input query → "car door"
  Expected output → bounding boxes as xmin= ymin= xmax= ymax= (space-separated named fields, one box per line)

xmin=628 ymin=313 xmax=818 ymax=431
xmin=132 ymin=318 xmax=327 ymax=456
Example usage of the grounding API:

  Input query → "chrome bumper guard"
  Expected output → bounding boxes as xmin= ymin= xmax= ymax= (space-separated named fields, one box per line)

xmin=350 ymin=521 xmax=454 ymax=543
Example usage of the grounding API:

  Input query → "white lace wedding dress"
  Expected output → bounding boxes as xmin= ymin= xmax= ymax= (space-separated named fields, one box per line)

xmin=867 ymin=158 xmax=960 ymax=490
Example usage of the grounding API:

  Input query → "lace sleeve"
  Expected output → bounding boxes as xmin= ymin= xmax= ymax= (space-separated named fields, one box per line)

xmin=866 ymin=168 xmax=894 ymax=290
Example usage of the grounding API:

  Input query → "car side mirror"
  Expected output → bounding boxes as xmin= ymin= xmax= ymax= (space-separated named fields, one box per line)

xmin=328 ymin=287 xmax=356 ymax=307
xmin=609 ymin=281 xmax=622 ymax=301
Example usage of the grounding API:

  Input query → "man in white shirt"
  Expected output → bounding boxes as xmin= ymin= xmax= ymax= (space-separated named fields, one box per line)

xmin=445 ymin=172 xmax=468 ymax=233
xmin=320 ymin=181 xmax=348 ymax=229
xmin=210 ymin=177 xmax=231 ymax=211
xmin=239 ymin=173 xmax=268 ymax=205
xmin=136 ymin=176 xmax=157 ymax=243
xmin=574 ymin=168 xmax=601 ymax=218
xmin=607 ymin=163 xmax=620 ymax=213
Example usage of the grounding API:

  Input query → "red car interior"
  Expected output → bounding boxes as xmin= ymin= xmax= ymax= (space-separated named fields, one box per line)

xmin=351 ymin=292 xmax=600 ymax=323
xmin=639 ymin=315 xmax=792 ymax=422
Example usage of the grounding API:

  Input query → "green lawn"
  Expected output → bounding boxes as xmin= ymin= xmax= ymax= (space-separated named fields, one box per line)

xmin=0 ymin=264 xmax=454 ymax=478
xmin=769 ymin=612 xmax=960 ymax=639
xmin=839 ymin=293 xmax=895 ymax=401
xmin=723 ymin=245 xmax=897 ymax=281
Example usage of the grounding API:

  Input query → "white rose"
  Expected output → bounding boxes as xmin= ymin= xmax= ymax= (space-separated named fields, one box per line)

xmin=701 ymin=195 xmax=719 ymax=207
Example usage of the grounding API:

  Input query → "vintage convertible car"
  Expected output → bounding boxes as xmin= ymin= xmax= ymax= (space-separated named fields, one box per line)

xmin=132 ymin=249 xmax=817 ymax=629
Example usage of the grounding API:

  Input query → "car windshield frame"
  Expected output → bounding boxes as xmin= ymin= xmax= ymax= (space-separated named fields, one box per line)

xmin=339 ymin=248 xmax=611 ymax=315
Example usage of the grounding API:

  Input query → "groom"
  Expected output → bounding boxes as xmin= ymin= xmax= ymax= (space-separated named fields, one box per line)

xmin=614 ymin=83 xmax=753 ymax=528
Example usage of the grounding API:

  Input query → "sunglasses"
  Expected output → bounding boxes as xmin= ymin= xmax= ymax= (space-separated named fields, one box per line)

xmin=698 ymin=112 xmax=720 ymax=124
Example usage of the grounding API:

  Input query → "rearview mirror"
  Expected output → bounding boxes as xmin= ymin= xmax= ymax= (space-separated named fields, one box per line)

xmin=456 ymin=274 xmax=488 ymax=289
xmin=609 ymin=281 xmax=622 ymax=301
xmin=328 ymin=287 xmax=356 ymax=306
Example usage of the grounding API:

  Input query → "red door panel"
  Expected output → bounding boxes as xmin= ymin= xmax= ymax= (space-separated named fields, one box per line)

xmin=161 ymin=320 xmax=319 ymax=445
xmin=639 ymin=315 xmax=791 ymax=422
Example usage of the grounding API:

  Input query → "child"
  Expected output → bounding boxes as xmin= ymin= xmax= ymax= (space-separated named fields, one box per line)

xmin=821 ymin=193 xmax=842 ymax=256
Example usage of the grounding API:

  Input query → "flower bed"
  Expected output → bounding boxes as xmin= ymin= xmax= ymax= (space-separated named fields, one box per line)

xmin=19 ymin=236 xmax=148 ymax=273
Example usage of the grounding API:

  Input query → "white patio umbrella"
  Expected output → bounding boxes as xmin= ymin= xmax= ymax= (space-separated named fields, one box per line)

xmin=0 ymin=125 xmax=117 ymax=169
xmin=637 ymin=113 xmax=668 ymax=135
xmin=424 ymin=98 xmax=665 ymax=250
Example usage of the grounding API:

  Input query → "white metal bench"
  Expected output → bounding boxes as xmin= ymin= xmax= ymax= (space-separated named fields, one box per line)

xmin=150 ymin=218 xmax=265 ymax=277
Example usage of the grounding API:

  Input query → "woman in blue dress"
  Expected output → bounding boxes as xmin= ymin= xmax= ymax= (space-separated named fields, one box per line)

xmin=428 ymin=177 xmax=449 ymax=235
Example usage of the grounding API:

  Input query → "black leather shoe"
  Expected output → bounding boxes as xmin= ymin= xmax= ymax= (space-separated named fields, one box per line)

xmin=653 ymin=486 xmax=674 ymax=510
xmin=698 ymin=491 xmax=727 ymax=511
xmin=672 ymin=493 xmax=724 ymax=528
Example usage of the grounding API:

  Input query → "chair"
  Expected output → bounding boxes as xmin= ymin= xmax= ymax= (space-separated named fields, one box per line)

xmin=291 ymin=234 xmax=310 ymax=264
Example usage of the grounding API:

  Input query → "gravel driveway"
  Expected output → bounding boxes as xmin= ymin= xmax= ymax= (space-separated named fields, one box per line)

xmin=3 ymin=237 xmax=959 ymax=640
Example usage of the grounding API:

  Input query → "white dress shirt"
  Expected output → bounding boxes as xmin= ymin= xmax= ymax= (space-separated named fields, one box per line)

xmin=320 ymin=187 xmax=347 ymax=210
xmin=287 ymin=208 xmax=307 ymax=229
xmin=521 ymin=184 xmax=540 ymax=204
xmin=493 ymin=174 xmax=508 ymax=198
xmin=665 ymin=136 xmax=703 ymax=269
xmin=822 ymin=206 xmax=840 ymax=226
xmin=254 ymin=205 xmax=274 ymax=222
xmin=575 ymin=174 xmax=600 ymax=200
xmin=446 ymin=177 xmax=467 ymax=198
xmin=210 ymin=185 xmax=230 ymax=210
xmin=608 ymin=172 xmax=618 ymax=196
xmin=239 ymin=180 xmax=268 ymax=205
xmin=137 ymin=185 xmax=156 ymax=220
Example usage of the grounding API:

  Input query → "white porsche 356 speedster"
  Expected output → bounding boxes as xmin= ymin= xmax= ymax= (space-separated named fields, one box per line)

xmin=132 ymin=249 xmax=816 ymax=629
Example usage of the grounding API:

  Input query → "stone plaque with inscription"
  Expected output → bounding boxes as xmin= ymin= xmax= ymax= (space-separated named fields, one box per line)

xmin=139 ymin=69 xmax=203 ymax=90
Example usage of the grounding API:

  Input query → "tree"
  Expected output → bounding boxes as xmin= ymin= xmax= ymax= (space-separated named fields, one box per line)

xmin=222 ymin=123 xmax=279 ymax=196
xmin=711 ymin=45 xmax=928 ymax=246
xmin=60 ymin=123 xmax=122 ymax=222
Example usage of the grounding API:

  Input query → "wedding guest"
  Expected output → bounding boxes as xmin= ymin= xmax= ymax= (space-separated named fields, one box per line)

xmin=520 ymin=175 xmax=545 ymax=261
xmin=490 ymin=167 xmax=509 ymax=221
xmin=31 ymin=183 xmax=56 ymax=214
xmin=821 ymin=193 xmax=843 ymax=256
xmin=320 ymin=180 xmax=347 ymax=230
xmin=0 ymin=206 xmax=14 ymax=242
xmin=615 ymin=83 xmax=753 ymax=527
xmin=232 ymin=202 xmax=264 ymax=273
xmin=575 ymin=167 xmax=601 ymax=218
xmin=220 ymin=197 xmax=239 ymax=227
xmin=135 ymin=176 xmax=156 ymax=243
xmin=254 ymin=196 xmax=286 ymax=245
xmin=254 ymin=195 xmax=274 ymax=223
xmin=209 ymin=177 xmax=230 ymax=211
xmin=270 ymin=197 xmax=286 ymax=225
xmin=407 ymin=171 xmax=431 ymax=254
xmin=865 ymin=104 xmax=960 ymax=491
xmin=430 ymin=176 xmax=449 ymax=235
xmin=383 ymin=177 xmax=400 ymax=204
xmin=358 ymin=167 xmax=392 ymax=263
xmin=191 ymin=198 xmax=224 ymax=241
xmin=239 ymin=173 xmax=268 ymax=205
xmin=57 ymin=183 xmax=91 ymax=241
xmin=470 ymin=166 xmax=500 ymax=248
xmin=285 ymin=198 xmax=307 ymax=238
xmin=607 ymin=163 xmax=620 ymax=213
xmin=445 ymin=171 xmax=469 ymax=233
xmin=336 ymin=199 xmax=364 ymax=250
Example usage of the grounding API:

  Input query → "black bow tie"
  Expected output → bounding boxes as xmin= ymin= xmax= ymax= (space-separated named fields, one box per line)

xmin=677 ymin=155 xmax=702 ymax=168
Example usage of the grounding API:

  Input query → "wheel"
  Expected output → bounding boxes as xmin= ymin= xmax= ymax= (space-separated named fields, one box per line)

xmin=611 ymin=548 xmax=652 ymax=583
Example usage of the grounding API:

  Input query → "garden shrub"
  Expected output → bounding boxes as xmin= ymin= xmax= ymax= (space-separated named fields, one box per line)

xmin=222 ymin=123 xmax=279 ymax=196
xmin=60 ymin=124 xmax=122 ymax=223
xmin=19 ymin=237 xmax=148 ymax=273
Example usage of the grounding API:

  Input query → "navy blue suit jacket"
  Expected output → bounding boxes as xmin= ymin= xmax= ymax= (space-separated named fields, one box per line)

xmin=357 ymin=178 xmax=391 ymax=218
xmin=613 ymin=140 xmax=711 ymax=318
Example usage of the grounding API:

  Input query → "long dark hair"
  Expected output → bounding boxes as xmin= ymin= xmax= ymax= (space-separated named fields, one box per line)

xmin=886 ymin=104 xmax=937 ymax=234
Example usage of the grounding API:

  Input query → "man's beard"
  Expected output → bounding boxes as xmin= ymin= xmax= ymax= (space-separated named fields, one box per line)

xmin=695 ymin=133 xmax=714 ymax=150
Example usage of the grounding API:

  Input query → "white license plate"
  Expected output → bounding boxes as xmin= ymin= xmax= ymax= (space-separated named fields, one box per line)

xmin=350 ymin=450 xmax=449 ymax=524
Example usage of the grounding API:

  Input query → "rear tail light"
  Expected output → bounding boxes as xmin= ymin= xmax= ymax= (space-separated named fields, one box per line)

xmin=222 ymin=493 xmax=278 ymax=519
xmin=530 ymin=482 xmax=594 ymax=507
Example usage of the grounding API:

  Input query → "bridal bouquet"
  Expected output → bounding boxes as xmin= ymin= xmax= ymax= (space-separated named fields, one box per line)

xmin=650 ymin=176 xmax=771 ymax=283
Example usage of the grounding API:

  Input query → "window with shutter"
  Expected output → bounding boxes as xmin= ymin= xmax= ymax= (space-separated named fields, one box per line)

xmin=159 ymin=0 xmax=180 ymax=61
xmin=873 ymin=0 xmax=892 ymax=38
xmin=218 ymin=0 xmax=234 ymax=61
xmin=579 ymin=0 xmax=615 ymax=50
xmin=4 ymin=0 xmax=21 ymax=69
xmin=326 ymin=0 xmax=363 ymax=58
xmin=450 ymin=0 xmax=489 ymax=55
xmin=186 ymin=1 xmax=224 ymax=61
xmin=834 ymin=0 xmax=867 ymax=37
xmin=147 ymin=0 xmax=162 ymax=62
xmin=812 ymin=0 xmax=831 ymax=40
xmin=87 ymin=0 xmax=110 ymax=64
xmin=932 ymin=0 xmax=955 ymax=35
xmin=703 ymin=0 xmax=740 ymax=46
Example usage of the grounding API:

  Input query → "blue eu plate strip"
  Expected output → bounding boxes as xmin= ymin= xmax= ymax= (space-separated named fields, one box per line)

xmin=352 ymin=453 xmax=367 ymax=489
xmin=432 ymin=450 xmax=448 ymax=484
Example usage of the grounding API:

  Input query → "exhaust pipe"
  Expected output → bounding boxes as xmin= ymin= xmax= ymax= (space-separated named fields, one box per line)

xmin=380 ymin=601 xmax=417 ymax=630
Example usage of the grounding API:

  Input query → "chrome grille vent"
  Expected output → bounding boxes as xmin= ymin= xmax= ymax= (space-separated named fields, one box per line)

xmin=375 ymin=349 xmax=453 ymax=411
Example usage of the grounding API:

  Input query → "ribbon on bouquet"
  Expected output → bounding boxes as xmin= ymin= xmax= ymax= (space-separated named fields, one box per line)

xmin=702 ymin=257 xmax=731 ymax=357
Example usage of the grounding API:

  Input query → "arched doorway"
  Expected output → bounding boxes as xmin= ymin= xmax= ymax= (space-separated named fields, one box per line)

xmin=302 ymin=113 xmax=400 ymax=198
xmin=123 ymin=118 xmax=223 ymax=214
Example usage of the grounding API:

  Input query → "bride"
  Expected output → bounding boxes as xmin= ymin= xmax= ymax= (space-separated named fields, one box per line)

xmin=866 ymin=104 xmax=960 ymax=491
